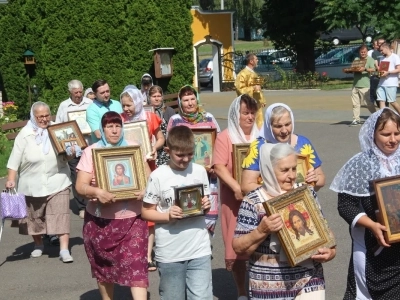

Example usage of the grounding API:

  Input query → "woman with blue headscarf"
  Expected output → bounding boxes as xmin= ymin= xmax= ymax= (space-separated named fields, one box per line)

xmin=76 ymin=111 xmax=150 ymax=300
xmin=5 ymin=101 xmax=74 ymax=263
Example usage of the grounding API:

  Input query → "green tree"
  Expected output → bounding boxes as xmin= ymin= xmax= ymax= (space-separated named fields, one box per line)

xmin=0 ymin=0 xmax=193 ymax=119
xmin=261 ymin=0 xmax=327 ymax=72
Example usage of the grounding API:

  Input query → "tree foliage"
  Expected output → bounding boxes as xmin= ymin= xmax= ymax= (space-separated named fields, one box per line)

xmin=316 ymin=0 xmax=400 ymax=41
xmin=261 ymin=0 xmax=328 ymax=72
xmin=0 ymin=0 xmax=193 ymax=118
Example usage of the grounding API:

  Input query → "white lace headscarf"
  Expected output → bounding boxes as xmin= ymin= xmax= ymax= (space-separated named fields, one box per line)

xmin=25 ymin=101 xmax=51 ymax=155
xmin=120 ymin=86 xmax=147 ymax=122
xmin=330 ymin=108 xmax=400 ymax=196
xmin=227 ymin=95 xmax=259 ymax=144
xmin=260 ymin=103 xmax=294 ymax=143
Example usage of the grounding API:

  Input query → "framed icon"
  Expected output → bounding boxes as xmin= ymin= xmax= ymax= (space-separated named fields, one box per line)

xmin=232 ymin=143 xmax=250 ymax=184
xmin=47 ymin=121 xmax=87 ymax=155
xmin=174 ymin=184 xmax=204 ymax=218
xmin=191 ymin=128 xmax=217 ymax=169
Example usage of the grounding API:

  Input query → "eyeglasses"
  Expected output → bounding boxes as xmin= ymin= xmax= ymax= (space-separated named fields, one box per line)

xmin=35 ymin=114 xmax=51 ymax=121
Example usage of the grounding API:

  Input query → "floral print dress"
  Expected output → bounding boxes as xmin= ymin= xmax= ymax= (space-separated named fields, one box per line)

xmin=155 ymin=118 xmax=169 ymax=167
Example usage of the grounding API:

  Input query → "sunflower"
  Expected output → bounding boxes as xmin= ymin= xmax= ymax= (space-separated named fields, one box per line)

xmin=242 ymin=140 xmax=259 ymax=168
xmin=299 ymin=144 xmax=316 ymax=165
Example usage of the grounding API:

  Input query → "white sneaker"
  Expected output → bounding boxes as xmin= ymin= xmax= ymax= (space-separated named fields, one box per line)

xmin=31 ymin=247 xmax=43 ymax=258
xmin=59 ymin=250 xmax=74 ymax=263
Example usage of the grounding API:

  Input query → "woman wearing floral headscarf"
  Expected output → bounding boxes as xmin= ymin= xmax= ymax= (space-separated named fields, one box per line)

xmin=167 ymin=85 xmax=220 ymax=235
xmin=331 ymin=108 xmax=400 ymax=299
xmin=213 ymin=94 xmax=259 ymax=299
xmin=5 ymin=101 xmax=74 ymax=263
xmin=241 ymin=103 xmax=325 ymax=194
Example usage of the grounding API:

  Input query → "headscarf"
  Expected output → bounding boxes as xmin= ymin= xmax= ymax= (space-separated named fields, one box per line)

xmin=178 ymin=84 xmax=206 ymax=124
xmin=96 ymin=112 xmax=128 ymax=148
xmin=330 ymin=108 xmax=400 ymax=196
xmin=25 ymin=102 xmax=51 ymax=155
xmin=120 ymin=86 xmax=147 ymax=122
xmin=227 ymin=95 xmax=259 ymax=144
xmin=260 ymin=103 xmax=294 ymax=143
xmin=84 ymin=88 xmax=93 ymax=98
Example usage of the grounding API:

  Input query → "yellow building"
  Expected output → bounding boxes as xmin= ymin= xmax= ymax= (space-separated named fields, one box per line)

xmin=191 ymin=6 xmax=234 ymax=92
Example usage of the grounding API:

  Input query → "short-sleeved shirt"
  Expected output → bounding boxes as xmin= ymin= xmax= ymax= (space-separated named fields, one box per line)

xmin=86 ymin=99 xmax=123 ymax=142
xmin=143 ymin=163 xmax=211 ymax=263
xmin=353 ymin=56 xmax=375 ymax=88
xmin=76 ymin=141 xmax=142 ymax=220
xmin=242 ymin=136 xmax=322 ymax=171
xmin=379 ymin=53 xmax=400 ymax=87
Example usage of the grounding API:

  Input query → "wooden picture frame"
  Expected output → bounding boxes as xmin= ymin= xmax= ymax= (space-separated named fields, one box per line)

xmin=191 ymin=128 xmax=217 ymax=168
xmin=143 ymin=105 xmax=155 ymax=114
xmin=92 ymin=146 xmax=147 ymax=201
xmin=174 ymin=184 xmax=204 ymax=218
xmin=67 ymin=110 xmax=91 ymax=135
xmin=232 ymin=143 xmax=250 ymax=184
xmin=296 ymin=154 xmax=313 ymax=186
xmin=262 ymin=185 xmax=336 ymax=267
xmin=48 ymin=121 xmax=88 ymax=155
xmin=123 ymin=121 xmax=152 ymax=157
xmin=373 ymin=175 xmax=400 ymax=243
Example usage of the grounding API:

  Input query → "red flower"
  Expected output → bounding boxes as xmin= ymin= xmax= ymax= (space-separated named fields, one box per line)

xmin=322 ymin=71 xmax=327 ymax=77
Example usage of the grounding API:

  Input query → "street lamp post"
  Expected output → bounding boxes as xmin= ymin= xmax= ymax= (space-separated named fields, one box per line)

xmin=23 ymin=50 xmax=36 ymax=108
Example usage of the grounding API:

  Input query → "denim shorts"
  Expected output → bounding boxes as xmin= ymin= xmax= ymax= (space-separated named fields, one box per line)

xmin=377 ymin=86 xmax=398 ymax=103
xmin=157 ymin=255 xmax=212 ymax=300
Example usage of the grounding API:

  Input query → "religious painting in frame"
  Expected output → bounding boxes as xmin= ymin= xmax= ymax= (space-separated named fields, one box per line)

xmin=232 ymin=143 xmax=250 ymax=184
xmin=373 ymin=175 xmax=400 ymax=243
xmin=92 ymin=146 xmax=147 ymax=201
xmin=48 ymin=121 xmax=88 ymax=155
xmin=123 ymin=121 xmax=152 ymax=157
xmin=174 ymin=184 xmax=204 ymax=218
xmin=143 ymin=105 xmax=155 ymax=114
xmin=67 ymin=109 xmax=91 ymax=135
xmin=296 ymin=154 xmax=313 ymax=186
xmin=191 ymin=128 xmax=217 ymax=169
xmin=262 ymin=184 xmax=336 ymax=267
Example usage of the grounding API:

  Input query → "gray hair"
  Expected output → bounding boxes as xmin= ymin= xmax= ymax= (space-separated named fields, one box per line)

xmin=270 ymin=143 xmax=296 ymax=167
xmin=67 ymin=79 xmax=83 ymax=91
xmin=32 ymin=101 xmax=50 ymax=114
xmin=270 ymin=106 xmax=291 ymax=124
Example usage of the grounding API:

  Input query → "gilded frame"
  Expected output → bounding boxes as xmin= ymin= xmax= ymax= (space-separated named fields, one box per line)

xmin=143 ymin=105 xmax=155 ymax=114
xmin=373 ymin=175 xmax=400 ymax=243
xmin=67 ymin=109 xmax=91 ymax=135
xmin=296 ymin=154 xmax=313 ymax=186
xmin=174 ymin=184 xmax=204 ymax=218
xmin=48 ymin=121 xmax=88 ymax=155
xmin=92 ymin=146 xmax=147 ymax=201
xmin=232 ymin=143 xmax=250 ymax=184
xmin=123 ymin=121 xmax=152 ymax=156
xmin=191 ymin=128 xmax=217 ymax=169
xmin=262 ymin=185 xmax=336 ymax=267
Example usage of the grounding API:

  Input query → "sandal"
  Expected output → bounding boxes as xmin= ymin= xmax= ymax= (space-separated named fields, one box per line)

xmin=148 ymin=261 xmax=157 ymax=272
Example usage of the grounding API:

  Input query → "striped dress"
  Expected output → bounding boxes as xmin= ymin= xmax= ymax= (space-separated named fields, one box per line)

xmin=234 ymin=187 xmax=325 ymax=299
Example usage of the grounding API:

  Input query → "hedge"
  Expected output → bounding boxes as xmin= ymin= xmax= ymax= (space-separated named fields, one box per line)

xmin=0 ymin=0 xmax=194 ymax=119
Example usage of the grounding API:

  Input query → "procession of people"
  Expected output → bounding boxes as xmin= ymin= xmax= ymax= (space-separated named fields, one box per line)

xmin=4 ymin=39 xmax=400 ymax=300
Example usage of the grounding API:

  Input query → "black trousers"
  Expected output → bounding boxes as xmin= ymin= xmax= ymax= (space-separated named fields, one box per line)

xmin=68 ymin=156 xmax=87 ymax=211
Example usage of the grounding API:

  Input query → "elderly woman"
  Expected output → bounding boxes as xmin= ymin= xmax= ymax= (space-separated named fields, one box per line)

xmin=76 ymin=111 xmax=150 ymax=300
xmin=331 ymin=108 xmax=400 ymax=299
xmin=213 ymin=94 xmax=259 ymax=299
xmin=167 ymin=85 xmax=220 ymax=235
xmin=241 ymin=103 xmax=325 ymax=194
xmin=233 ymin=143 xmax=336 ymax=299
xmin=147 ymin=85 xmax=175 ymax=166
xmin=5 ymin=101 xmax=73 ymax=262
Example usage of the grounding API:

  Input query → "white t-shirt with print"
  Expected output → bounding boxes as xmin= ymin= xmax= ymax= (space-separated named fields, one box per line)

xmin=379 ymin=53 xmax=400 ymax=87
xmin=143 ymin=163 xmax=211 ymax=263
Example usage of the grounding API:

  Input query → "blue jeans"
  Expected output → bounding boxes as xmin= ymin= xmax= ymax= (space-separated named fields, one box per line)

xmin=157 ymin=255 xmax=212 ymax=300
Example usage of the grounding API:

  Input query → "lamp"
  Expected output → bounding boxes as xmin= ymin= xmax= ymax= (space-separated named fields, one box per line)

xmin=23 ymin=49 xmax=36 ymax=107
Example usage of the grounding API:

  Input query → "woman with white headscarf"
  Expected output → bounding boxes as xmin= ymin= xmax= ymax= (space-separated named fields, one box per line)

xmin=241 ymin=103 xmax=325 ymax=194
xmin=213 ymin=94 xmax=259 ymax=299
xmin=233 ymin=143 xmax=336 ymax=300
xmin=5 ymin=101 xmax=74 ymax=263
xmin=331 ymin=108 xmax=400 ymax=299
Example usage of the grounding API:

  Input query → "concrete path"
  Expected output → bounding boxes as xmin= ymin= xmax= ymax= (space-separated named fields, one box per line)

xmin=0 ymin=88 xmax=379 ymax=299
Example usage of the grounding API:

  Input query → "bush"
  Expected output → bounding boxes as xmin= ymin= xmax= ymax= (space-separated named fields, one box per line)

xmin=0 ymin=0 xmax=194 ymax=119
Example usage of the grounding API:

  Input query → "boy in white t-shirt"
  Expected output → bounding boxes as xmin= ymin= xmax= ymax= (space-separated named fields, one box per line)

xmin=142 ymin=126 xmax=212 ymax=300
xmin=376 ymin=43 xmax=400 ymax=113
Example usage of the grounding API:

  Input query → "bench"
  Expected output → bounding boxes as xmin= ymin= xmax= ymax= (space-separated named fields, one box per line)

xmin=164 ymin=93 xmax=179 ymax=113
xmin=1 ymin=116 xmax=56 ymax=140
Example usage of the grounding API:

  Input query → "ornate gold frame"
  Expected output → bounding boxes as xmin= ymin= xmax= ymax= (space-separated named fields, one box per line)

xmin=191 ymin=128 xmax=217 ymax=169
xmin=232 ymin=143 xmax=250 ymax=184
xmin=48 ymin=120 xmax=87 ymax=155
xmin=174 ymin=184 xmax=204 ymax=218
xmin=123 ymin=121 xmax=152 ymax=156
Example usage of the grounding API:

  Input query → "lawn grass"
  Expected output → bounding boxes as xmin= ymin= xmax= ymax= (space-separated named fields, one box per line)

xmin=0 ymin=139 xmax=13 ymax=178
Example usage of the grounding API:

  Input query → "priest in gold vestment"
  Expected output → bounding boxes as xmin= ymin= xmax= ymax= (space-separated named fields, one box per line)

xmin=234 ymin=53 xmax=266 ymax=128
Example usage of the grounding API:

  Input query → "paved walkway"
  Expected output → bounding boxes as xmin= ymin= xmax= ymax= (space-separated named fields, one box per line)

xmin=0 ymin=89 xmax=377 ymax=299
